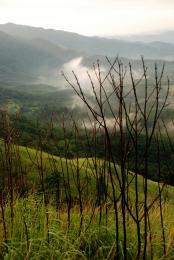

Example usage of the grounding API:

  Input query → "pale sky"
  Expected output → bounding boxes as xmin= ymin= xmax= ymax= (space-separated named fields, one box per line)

xmin=0 ymin=0 xmax=174 ymax=36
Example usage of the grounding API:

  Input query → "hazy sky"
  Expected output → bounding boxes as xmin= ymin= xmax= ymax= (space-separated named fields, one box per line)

xmin=0 ymin=0 xmax=174 ymax=36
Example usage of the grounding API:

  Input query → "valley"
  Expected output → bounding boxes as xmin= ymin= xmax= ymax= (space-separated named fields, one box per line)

xmin=1 ymin=22 xmax=174 ymax=259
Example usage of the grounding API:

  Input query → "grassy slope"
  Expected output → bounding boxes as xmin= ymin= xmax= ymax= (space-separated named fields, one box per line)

xmin=1 ymin=141 xmax=174 ymax=202
xmin=1 ymin=142 xmax=174 ymax=258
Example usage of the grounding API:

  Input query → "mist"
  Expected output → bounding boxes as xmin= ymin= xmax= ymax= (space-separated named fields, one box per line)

xmin=61 ymin=56 xmax=106 ymax=91
xmin=61 ymin=57 xmax=94 ymax=91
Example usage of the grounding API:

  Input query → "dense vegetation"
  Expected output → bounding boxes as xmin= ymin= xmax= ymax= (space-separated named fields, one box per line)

xmin=1 ymin=131 xmax=174 ymax=259
xmin=1 ymin=55 xmax=174 ymax=260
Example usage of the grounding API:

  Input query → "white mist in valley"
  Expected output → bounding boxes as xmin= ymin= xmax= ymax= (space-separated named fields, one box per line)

xmin=61 ymin=57 xmax=106 ymax=92
xmin=61 ymin=56 xmax=107 ymax=109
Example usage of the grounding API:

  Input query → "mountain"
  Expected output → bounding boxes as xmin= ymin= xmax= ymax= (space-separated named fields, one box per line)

xmin=1 ymin=23 xmax=174 ymax=87
xmin=1 ymin=23 xmax=174 ymax=60
xmin=119 ymin=31 xmax=174 ymax=44
xmin=0 ymin=29 xmax=78 ymax=84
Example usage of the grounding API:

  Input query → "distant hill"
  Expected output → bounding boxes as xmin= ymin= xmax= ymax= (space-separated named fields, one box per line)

xmin=1 ymin=23 xmax=174 ymax=60
xmin=0 ymin=29 xmax=78 ymax=84
xmin=1 ymin=23 xmax=174 ymax=86
xmin=119 ymin=31 xmax=174 ymax=44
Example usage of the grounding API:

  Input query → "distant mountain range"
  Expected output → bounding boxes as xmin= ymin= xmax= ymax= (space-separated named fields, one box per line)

xmin=1 ymin=23 xmax=174 ymax=59
xmin=0 ymin=28 xmax=79 ymax=84
xmin=0 ymin=23 xmax=174 ymax=85
xmin=119 ymin=31 xmax=174 ymax=44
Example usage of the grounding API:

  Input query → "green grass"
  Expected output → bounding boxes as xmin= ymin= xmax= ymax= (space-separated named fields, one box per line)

xmin=1 ymin=196 xmax=174 ymax=259
xmin=1 ymin=142 xmax=174 ymax=259
xmin=1 ymin=140 xmax=174 ymax=202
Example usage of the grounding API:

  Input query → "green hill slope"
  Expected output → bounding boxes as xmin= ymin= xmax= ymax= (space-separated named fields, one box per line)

xmin=0 ymin=141 xmax=173 ymax=203
xmin=1 ymin=141 xmax=174 ymax=259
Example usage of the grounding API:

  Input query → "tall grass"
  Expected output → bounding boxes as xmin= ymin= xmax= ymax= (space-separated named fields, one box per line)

xmin=0 ymin=196 xmax=174 ymax=259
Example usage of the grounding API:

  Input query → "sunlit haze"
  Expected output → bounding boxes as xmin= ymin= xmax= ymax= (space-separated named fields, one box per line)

xmin=0 ymin=0 xmax=174 ymax=36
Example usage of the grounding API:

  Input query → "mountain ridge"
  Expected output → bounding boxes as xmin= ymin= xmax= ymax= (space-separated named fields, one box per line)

xmin=1 ymin=23 xmax=174 ymax=60
xmin=1 ymin=23 xmax=174 ymax=85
